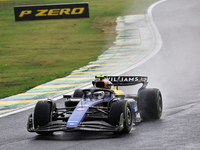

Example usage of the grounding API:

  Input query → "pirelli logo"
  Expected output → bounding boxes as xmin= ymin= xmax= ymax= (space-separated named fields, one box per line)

xmin=14 ymin=3 xmax=89 ymax=21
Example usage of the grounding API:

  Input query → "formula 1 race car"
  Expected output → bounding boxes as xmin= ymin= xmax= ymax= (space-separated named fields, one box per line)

xmin=27 ymin=76 xmax=163 ymax=135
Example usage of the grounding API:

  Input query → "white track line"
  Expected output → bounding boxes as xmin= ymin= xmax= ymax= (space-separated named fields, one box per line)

xmin=115 ymin=0 xmax=166 ymax=76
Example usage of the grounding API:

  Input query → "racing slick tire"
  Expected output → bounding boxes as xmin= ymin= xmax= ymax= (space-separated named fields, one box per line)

xmin=73 ymin=89 xmax=83 ymax=98
xmin=109 ymin=100 xmax=133 ymax=133
xmin=138 ymin=88 xmax=162 ymax=121
xmin=34 ymin=100 xmax=54 ymax=135
xmin=65 ymin=89 xmax=83 ymax=107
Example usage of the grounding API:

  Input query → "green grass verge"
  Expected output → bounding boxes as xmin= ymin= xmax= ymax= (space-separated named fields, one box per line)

xmin=0 ymin=0 xmax=158 ymax=98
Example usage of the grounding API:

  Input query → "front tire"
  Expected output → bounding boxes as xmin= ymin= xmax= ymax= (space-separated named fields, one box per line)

xmin=34 ymin=100 xmax=54 ymax=135
xmin=138 ymin=88 xmax=162 ymax=121
xmin=109 ymin=100 xmax=133 ymax=133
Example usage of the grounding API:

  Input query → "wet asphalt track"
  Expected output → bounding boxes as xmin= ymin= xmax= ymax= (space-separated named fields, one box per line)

xmin=1 ymin=0 xmax=200 ymax=149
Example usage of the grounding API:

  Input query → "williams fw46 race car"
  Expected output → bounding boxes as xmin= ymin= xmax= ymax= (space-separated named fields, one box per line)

xmin=27 ymin=76 xmax=163 ymax=135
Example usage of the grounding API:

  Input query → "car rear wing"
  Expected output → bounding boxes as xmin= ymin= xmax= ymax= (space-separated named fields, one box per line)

xmin=95 ymin=76 xmax=148 ymax=86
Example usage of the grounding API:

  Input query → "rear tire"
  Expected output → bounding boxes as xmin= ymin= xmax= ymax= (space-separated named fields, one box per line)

xmin=138 ymin=88 xmax=162 ymax=121
xmin=65 ymin=89 xmax=82 ymax=107
xmin=109 ymin=100 xmax=132 ymax=133
xmin=73 ymin=89 xmax=83 ymax=98
xmin=34 ymin=101 xmax=54 ymax=135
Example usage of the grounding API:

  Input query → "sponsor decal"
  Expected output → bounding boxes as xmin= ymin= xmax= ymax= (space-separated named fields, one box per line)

xmin=108 ymin=76 xmax=147 ymax=83
xmin=77 ymin=108 xmax=84 ymax=111
xmin=14 ymin=3 xmax=89 ymax=21
xmin=68 ymin=121 xmax=78 ymax=122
